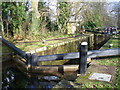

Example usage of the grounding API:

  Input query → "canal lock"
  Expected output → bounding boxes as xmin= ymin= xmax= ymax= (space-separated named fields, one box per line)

xmin=2 ymin=34 xmax=111 ymax=89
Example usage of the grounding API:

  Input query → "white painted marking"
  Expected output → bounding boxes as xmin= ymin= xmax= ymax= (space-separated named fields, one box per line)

xmin=81 ymin=42 xmax=88 ymax=45
xmin=89 ymin=73 xmax=112 ymax=82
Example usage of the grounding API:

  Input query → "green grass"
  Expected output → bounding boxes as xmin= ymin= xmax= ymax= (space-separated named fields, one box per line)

xmin=15 ymin=35 xmax=83 ymax=51
xmin=83 ymin=81 xmax=113 ymax=88
xmin=94 ymin=35 xmax=120 ymax=88
xmin=100 ymin=37 xmax=119 ymax=49
xmin=75 ymin=72 xmax=114 ymax=88
xmin=92 ymin=58 xmax=119 ymax=66
xmin=75 ymin=35 xmax=120 ymax=88
xmin=116 ymin=66 xmax=120 ymax=88
xmin=3 ymin=31 xmax=81 ymax=51
xmin=2 ymin=46 xmax=13 ymax=53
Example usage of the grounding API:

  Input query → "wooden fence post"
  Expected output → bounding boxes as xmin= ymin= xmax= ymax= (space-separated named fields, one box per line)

xmin=94 ymin=34 xmax=97 ymax=50
xmin=31 ymin=54 xmax=38 ymax=66
xmin=26 ymin=53 xmax=38 ymax=67
xmin=78 ymin=42 xmax=88 ymax=74
xmin=87 ymin=36 xmax=90 ymax=50
xmin=26 ymin=53 xmax=32 ymax=68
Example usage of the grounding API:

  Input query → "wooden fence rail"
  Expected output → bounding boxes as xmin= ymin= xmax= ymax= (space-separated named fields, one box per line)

xmin=85 ymin=30 xmax=109 ymax=34
xmin=1 ymin=36 xmax=120 ymax=74
xmin=36 ymin=48 xmax=120 ymax=61
xmin=1 ymin=36 xmax=120 ymax=63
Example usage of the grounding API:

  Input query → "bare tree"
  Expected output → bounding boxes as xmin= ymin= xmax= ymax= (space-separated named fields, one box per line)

xmin=31 ymin=0 xmax=40 ymax=34
xmin=111 ymin=1 xmax=120 ymax=28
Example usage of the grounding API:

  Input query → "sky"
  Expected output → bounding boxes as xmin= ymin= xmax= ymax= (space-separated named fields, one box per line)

xmin=108 ymin=0 xmax=120 ymax=2
xmin=44 ymin=0 xmax=120 ymax=2
xmin=47 ymin=0 xmax=119 ymax=21
xmin=0 ymin=0 xmax=120 ymax=2
xmin=1 ymin=0 xmax=119 ymax=2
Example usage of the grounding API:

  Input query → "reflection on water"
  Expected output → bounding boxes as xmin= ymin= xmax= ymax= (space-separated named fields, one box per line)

xmin=43 ymin=76 xmax=60 ymax=81
xmin=2 ymin=66 xmax=62 ymax=89
xmin=2 ymin=67 xmax=29 ymax=89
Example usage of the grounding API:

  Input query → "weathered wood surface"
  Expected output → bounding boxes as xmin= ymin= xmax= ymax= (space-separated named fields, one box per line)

xmin=13 ymin=58 xmax=28 ymax=72
xmin=13 ymin=58 xmax=78 ymax=74
xmin=15 ymin=61 xmax=79 ymax=75
xmin=88 ymin=48 xmax=120 ymax=58
xmin=14 ymin=58 xmax=79 ymax=73
xmin=36 ymin=48 xmax=120 ymax=62
xmin=32 ymin=65 xmax=79 ymax=73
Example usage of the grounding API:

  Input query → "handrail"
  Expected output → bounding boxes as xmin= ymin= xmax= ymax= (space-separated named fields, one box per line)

xmin=36 ymin=48 xmax=120 ymax=62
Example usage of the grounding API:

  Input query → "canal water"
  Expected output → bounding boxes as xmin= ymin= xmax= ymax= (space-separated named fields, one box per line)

xmin=2 ymin=34 xmax=111 ymax=89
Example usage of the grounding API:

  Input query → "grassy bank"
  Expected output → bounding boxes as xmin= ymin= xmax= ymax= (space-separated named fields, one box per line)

xmin=14 ymin=34 xmax=84 ymax=52
xmin=75 ymin=34 xmax=120 ymax=88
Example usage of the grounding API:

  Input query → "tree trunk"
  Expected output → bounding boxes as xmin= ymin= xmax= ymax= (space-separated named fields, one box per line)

xmin=31 ymin=0 xmax=40 ymax=33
